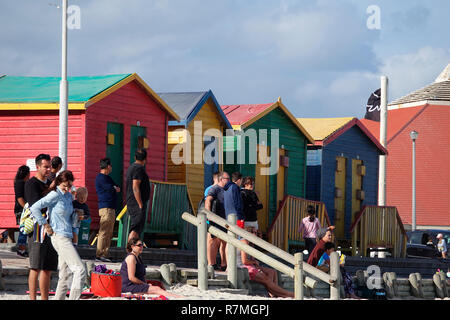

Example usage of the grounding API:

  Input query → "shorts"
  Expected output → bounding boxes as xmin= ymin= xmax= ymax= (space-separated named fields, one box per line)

xmin=15 ymin=211 xmax=21 ymax=225
xmin=208 ymin=221 xmax=227 ymax=239
xmin=128 ymin=204 xmax=147 ymax=235
xmin=29 ymin=236 xmax=58 ymax=271
xmin=241 ymin=265 xmax=259 ymax=281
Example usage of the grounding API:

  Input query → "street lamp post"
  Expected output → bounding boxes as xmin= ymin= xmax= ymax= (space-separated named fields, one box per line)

xmin=59 ymin=0 xmax=68 ymax=170
xmin=410 ymin=130 xmax=418 ymax=231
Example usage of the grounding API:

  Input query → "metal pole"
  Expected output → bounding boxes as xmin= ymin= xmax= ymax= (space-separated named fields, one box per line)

xmin=378 ymin=76 xmax=388 ymax=206
xmin=412 ymin=138 xmax=416 ymax=231
xmin=294 ymin=252 xmax=304 ymax=300
xmin=59 ymin=0 xmax=68 ymax=170
xmin=227 ymin=214 xmax=237 ymax=289
xmin=197 ymin=210 xmax=208 ymax=290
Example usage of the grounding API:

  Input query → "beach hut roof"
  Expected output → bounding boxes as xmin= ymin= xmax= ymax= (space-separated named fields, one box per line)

xmin=158 ymin=90 xmax=232 ymax=129
xmin=0 ymin=73 xmax=180 ymax=120
xmin=221 ymin=98 xmax=315 ymax=144
xmin=389 ymin=63 xmax=450 ymax=107
xmin=297 ymin=117 xmax=387 ymax=154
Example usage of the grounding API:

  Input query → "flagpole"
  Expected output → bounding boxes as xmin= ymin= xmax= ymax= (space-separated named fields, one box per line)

xmin=378 ymin=76 xmax=388 ymax=206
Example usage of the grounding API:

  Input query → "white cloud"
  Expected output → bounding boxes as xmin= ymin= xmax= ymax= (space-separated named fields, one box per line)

xmin=379 ymin=46 xmax=450 ymax=101
xmin=329 ymin=71 xmax=379 ymax=96
xmin=241 ymin=1 xmax=377 ymax=70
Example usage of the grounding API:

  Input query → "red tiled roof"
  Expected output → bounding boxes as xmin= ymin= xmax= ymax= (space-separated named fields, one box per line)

xmin=221 ymin=103 xmax=273 ymax=126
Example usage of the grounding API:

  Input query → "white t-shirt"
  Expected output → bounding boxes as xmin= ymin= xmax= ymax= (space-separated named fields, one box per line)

xmin=437 ymin=239 xmax=447 ymax=253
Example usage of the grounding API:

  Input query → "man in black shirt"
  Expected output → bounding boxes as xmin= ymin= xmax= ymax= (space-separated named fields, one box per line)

xmin=24 ymin=153 xmax=57 ymax=300
xmin=126 ymin=149 xmax=150 ymax=242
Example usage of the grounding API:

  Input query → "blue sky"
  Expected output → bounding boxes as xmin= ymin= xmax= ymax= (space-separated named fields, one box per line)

xmin=1 ymin=0 xmax=449 ymax=118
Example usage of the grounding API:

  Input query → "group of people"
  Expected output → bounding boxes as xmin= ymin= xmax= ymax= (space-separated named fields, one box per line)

xmin=298 ymin=207 xmax=360 ymax=299
xmin=202 ymin=173 xmax=360 ymax=298
xmin=202 ymin=171 xmax=294 ymax=298
xmin=10 ymin=148 xmax=179 ymax=300
xmin=422 ymin=232 xmax=447 ymax=258
xmin=12 ymin=153 xmax=86 ymax=300
xmin=203 ymin=171 xmax=260 ymax=270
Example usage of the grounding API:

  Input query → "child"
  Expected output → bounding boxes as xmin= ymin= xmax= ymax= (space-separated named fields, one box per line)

xmin=316 ymin=242 xmax=335 ymax=273
xmin=72 ymin=187 xmax=91 ymax=245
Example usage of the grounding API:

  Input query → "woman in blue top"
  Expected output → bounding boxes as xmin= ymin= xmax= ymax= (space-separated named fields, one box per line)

xmin=30 ymin=170 xmax=86 ymax=300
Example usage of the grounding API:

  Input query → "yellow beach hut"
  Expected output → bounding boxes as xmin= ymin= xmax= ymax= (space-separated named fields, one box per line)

xmin=158 ymin=90 xmax=233 ymax=212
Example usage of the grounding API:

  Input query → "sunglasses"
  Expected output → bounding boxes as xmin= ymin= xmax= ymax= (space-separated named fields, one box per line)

xmin=134 ymin=243 xmax=143 ymax=247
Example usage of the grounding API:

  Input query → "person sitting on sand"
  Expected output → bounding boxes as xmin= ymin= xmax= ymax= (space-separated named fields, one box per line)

xmin=120 ymin=237 xmax=183 ymax=298
xmin=237 ymin=226 xmax=294 ymax=298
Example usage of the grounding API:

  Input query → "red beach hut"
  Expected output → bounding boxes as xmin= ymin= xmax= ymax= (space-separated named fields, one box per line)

xmin=0 ymin=73 xmax=179 ymax=232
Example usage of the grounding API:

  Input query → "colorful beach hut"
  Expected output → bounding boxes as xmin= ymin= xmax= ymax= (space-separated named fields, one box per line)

xmin=158 ymin=90 xmax=232 ymax=212
xmin=296 ymin=117 xmax=387 ymax=240
xmin=0 ymin=74 xmax=179 ymax=231
xmin=221 ymin=98 xmax=314 ymax=234
xmin=361 ymin=64 xmax=450 ymax=230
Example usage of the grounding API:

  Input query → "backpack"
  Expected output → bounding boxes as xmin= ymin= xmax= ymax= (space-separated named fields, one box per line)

xmin=19 ymin=203 xmax=35 ymax=235
xmin=198 ymin=197 xmax=217 ymax=215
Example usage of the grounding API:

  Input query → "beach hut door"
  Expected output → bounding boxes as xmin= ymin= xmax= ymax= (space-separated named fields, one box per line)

xmin=351 ymin=159 xmax=364 ymax=224
xmin=276 ymin=148 xmax=286 ymax=210
xmin=130 ymin=125 xmax=147 ymax=164
xmin=334 ymin=156 xmax=347 ymax=239
xmin=255 ymin=145 xmax=270 ymax=233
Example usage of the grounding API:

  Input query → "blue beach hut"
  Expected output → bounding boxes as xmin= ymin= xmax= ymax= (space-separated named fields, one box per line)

xmin=296 ymin=117 xmax=387 ymax=241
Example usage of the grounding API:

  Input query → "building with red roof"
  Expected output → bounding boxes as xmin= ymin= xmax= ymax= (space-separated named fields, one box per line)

xmin=361 ymin=64 xmax=450 ymax=230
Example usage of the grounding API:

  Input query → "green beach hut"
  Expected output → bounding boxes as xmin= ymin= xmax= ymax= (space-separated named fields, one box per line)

xmin=221 ymin=98 xmax=314 ymax=234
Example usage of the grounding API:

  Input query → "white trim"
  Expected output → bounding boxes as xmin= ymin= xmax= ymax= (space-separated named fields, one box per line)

xmin=403 ymin=224 xmax=450 ymax=231
xmin=388 ymin=100 xmax=450 ymax=110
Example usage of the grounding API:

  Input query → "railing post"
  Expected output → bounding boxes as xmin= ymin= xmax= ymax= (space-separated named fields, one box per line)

xmin=197 ymin=209 xmax=208 ymax=290
xmin=227 ymin=214 xmax=238 ymax=289
xmin=330 ymin=251 xmax=340 ymax=300
xmin=294 ymin=252 xmax=304 ymax=300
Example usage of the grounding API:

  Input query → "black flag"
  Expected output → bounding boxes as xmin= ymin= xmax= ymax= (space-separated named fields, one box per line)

xmin=364 ymin=88 xmax=381 ymax=121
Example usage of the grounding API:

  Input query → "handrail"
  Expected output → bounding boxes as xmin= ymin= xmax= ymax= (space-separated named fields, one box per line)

xmin=204 ymin=209 xmax=334 ymax=284
xmin=349 ymin=205 xmax=407 ymax=258
xmin=267 ymin=195 xmax=331 ymax=251
xmin=116 ymin=205 xmax=128 ymax=221
xmin=182 ymin=208 xmax=341 ymax=300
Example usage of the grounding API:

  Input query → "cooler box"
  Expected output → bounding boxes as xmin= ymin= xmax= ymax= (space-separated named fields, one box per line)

xmin=78 ymin=219 xmax=91 ymax=245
